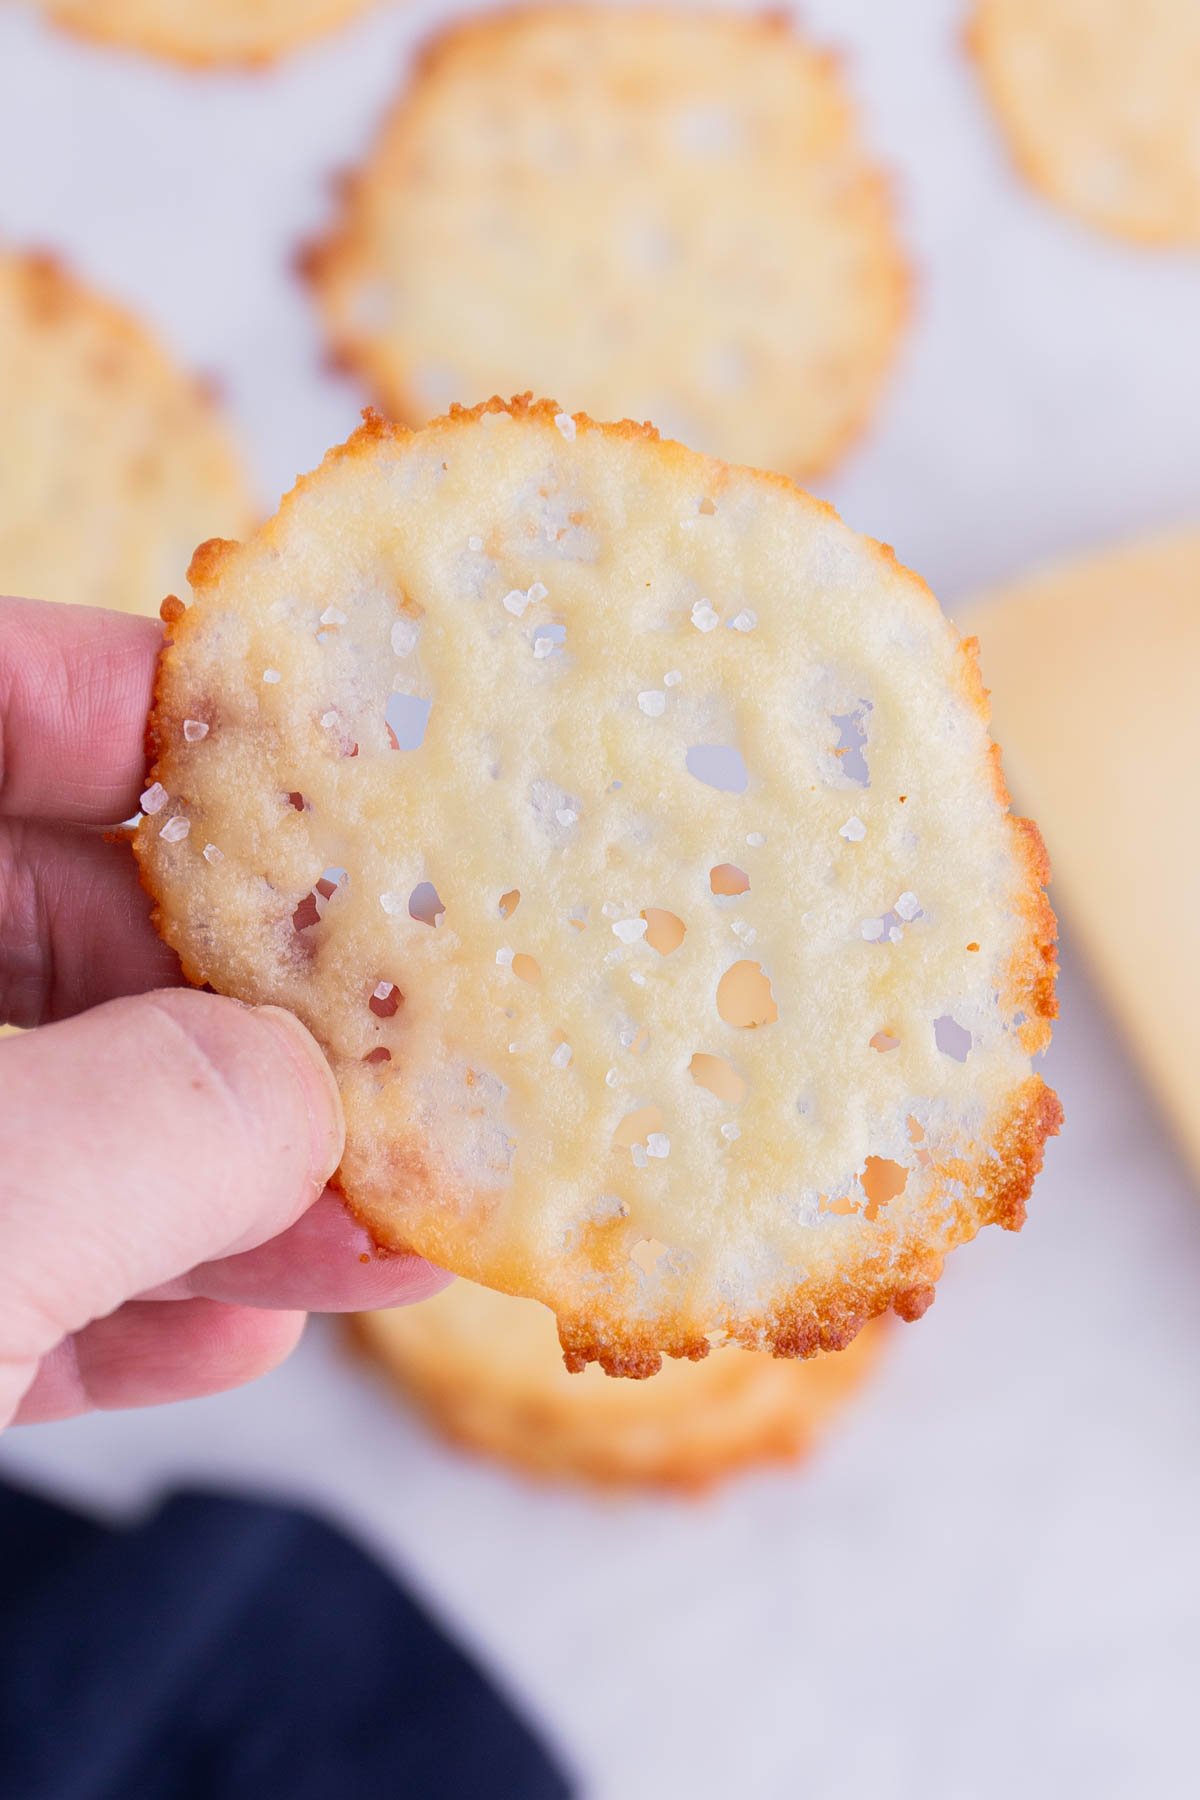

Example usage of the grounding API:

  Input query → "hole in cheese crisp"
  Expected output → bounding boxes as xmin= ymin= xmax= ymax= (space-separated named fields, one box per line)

xmin=934 ymin=1015 xmax=972 ymax=1062
xmin=409 ymin=881 xmax=445 ymax=926
xmin=716 ymin=961 xmax=778 ymax=1029
xmin=686 ymin=744 xmax=749 ymax=793
xmin=363 ymin=1047 xmax=392 ymax=1064
xmin=831 ymin=704 xmax=870 ymax=786
xmin=861 ymin=1155 xmax=907 ymax=1215
xmin=287 ymin=791 xmax=307 ymax=811
xmin=642 ymin=908 xmax=686 ymax=955
xmin=292 ymin=892 xmax=320 ymax=932
xmin=499 ymin=888 xmax=521 ymax=918
xmin=689 ymin=1052 xmax=746 ymax=1105
xmin=385 ymin=691 xmax=432 ymax=751
xmin=370 ymin=981 xmax=401 ymax=1019
xmin=614 ymin=1103 xmax=664 ymax=1148
xmin=512 ymin=953 xmax=541 ymax=984
xmin=870 ymin=1030 xmax=900 ymax=1053
xmin=710 ymin=863 xmax=750 ymax=896
xmin=630 ymin=1237 xmax=669 ymax=1272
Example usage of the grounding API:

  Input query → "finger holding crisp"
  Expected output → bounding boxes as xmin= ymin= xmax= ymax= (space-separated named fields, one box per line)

xmin=135 ymin=397 xmax=1060 ymax=1378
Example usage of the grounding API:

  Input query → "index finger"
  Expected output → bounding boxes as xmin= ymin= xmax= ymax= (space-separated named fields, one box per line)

xmin=0 ymin=597 xmax=161 ymax=824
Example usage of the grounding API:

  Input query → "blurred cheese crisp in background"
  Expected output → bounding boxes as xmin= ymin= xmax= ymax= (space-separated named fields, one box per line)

xmin=0 ymin=247 xmax=252 ymax=615
xmin=31 ymin=0 xmax=383 ymax=67
xmin=306 ymin=5 xmax=909 ymax=477
xmin=968 ymin=528 xmax=1200 ymax=1174
xmin=970 ymin=0 xmax=1200 ymax=245
xmin=353 ymin=1281 xmax=885 ymax=1494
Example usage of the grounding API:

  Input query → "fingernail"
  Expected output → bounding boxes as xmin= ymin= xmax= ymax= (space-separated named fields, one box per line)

xmin=256 ymin=1006 xmax=345 ymax=1182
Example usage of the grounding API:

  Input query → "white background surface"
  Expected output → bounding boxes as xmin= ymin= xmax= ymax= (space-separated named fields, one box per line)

xmin=1 ymin=3 xmax=1199 ymax=1795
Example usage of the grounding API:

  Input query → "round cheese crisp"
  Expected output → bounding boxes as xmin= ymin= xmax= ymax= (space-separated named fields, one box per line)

xmin=35 ymin=0 xmax=380 ymax=66
xmin=306 ymin=6 xmax=908 ymax=478
xmin=135 ymin=397 xmax=1060 ymax=1378
xmin=0 ymin=250 xmax=252 ymax=615
xmin=970 ymin=0 xmax=1200 ymax=244
xmin=352 ymin=1280 xmax=885 ymax=1493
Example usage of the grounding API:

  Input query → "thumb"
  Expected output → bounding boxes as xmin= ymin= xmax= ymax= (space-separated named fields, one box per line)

xmin=0 ymin=989 xmax=344 ymax=1385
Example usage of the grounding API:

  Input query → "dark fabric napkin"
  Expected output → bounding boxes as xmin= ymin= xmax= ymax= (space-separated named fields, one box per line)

xmin=0 ymin=1480 xmax=571 ymax=1800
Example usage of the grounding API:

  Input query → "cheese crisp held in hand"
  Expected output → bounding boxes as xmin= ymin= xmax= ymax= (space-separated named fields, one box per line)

xmin=306 ymin=6 xmax=908 ymax=477
xmin=136 ymin=398 xmax=1060 ymax=1377
xmin=353 ymin=1281 xmax=885 ymax=1493
xmin=34 ymin=0 xmax=380 ymax=66
xmin=970 ymin=0 xmax=1200 ymax=245
xmin=0 ymin=250 xmax=251 ymax=616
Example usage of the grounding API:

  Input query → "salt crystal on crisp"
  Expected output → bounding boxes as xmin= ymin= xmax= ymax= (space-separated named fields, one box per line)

xmin=203 ymin=843 xmax=223 ymax=864
xmin=379 ymin=891 xmax=405 ymax=915
xmin=391 ymin=618 xmax=419 ymax=656
xmin=889 ymin=925 xmax=904 ymax=944
xmin=602 ymin=902 xmax=620 ymax=919
xmin=183 ymin=720 xmax=208 ymax=743
xmin=729 ymin=610 xmax=757 ymax=632
xmin=731 ymin=918 xmax=756 ymax=943
xmin=645 ymin=1133 xmax=670 ymax=1159
xmin=663 ymin=670 xmax=682 ymax=687
xmin=861 ymin=918 xmax=885 ymax=941
xmin=612 ymin=917 xmax=648 ymax=944
xmin=605 ymin=1068 xmax=618 ymax=1087
xmin=533 ymin=638 xmax=555 ymax=659
xmin=373 ymin=981 xmax=394 ymax=1001
xmin=468 ymin=535 xmax=483 ymax=551
xmin=630 ymin=970 xmax=646 ymax=986
xmin=637 ymin=690 xmax=666 ymax=717
xmin=720 ymin=1122 xmax=741 ymax=1141
xmin=320 ymin=711 xmax=338 ymax=729
xmin=746 ymin=832 xmax=766 ymax=848
xmin=502 ymin=589 xmax=531 ymax=617
xmin=320 ymin=606 xmax=346 ymax=626
xmin=895 ymin=891 xmax=920 ymax=921
xmin=555 ymin=807 xmax=578 ymax=826
xmin=526 ymin=582 xmax=549 ymax=604
xmin=160 ymin=815 xmax=190 ymax=843
xmin=840 ymin=815 xmax=866 ymax=842
xmin=140 ymin=782 xmax=168 ymax=815
xmin=554 ymin=413 xmax=576 ymax=440
xmin=551 ymin=1042 xmax=572 ymax=1069
xmin=630 ymin=1145 xmax=649 ymax=1168
xmin=690 ymin=600 xmax=719 ymax=632
xmin=263 ymin=669 xmax=282 ymax=684
xmin=495 ymin=946 xmax=514 ymax=966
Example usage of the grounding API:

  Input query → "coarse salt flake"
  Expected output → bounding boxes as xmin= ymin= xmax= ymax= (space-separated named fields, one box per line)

xmin=467 ymin=535 xmax=483 ymax=551
xmin=526 ymin=582 xmax=549 ymax=604
xmin=630 ymin=970 xmax=646 ymax=986
xmin=391 ymin=618 xmax=419 ymax=656
xmin=373 ymin=981 xmax=394 ymax=1001
xmin=602 ymin=902 xmax=621 ymax=919
xmin=721 ymin=1122 xmax=741 ymax=1141
xmin=840 ymin=815 xmax=866 ymax=842
xmin=554 ymin=413 xmax=576 ymax=440
xmin=731 ymin=918 xmax=756 ymax=943
xmin=503 ymin=589 xmax=532 ymax=617
xmin=605 ymin=1068 xmax=619 ymax=1087
xmin=160 ymin=815 xmax=190 ymax=843
xmin=895 ymin=891 xmax=921 ymax=921
xmin=663 ymin=669 xmax=682 ymax=687
xmin=182 ymin=720 xmax=208 ymax=743
xmin=533 ymin=638 xmax=556 ymax=659
xmin=203 ymin=843 xmax=223 ymax=864
xmin=320 ymin=606 xmax=346 ymax=626
xmin=638 ymin=690 xmax=666 ymax=717
xmin=495 ymin=946 xmax=514 ymax=966
xmin=140 ymin=782 xmax=168 ymax=815
xmin=746 ymin=832 xmax=766 ymax=848
xmin=646 ymin=1133 xmax=671 ymax=1159
xmin=612 ymin=917 xmax=648 ymax=944
xmin=690 ymin=600 xmax=719 ymax=632
xmin=551 ymin=1042 xmax=572 ymax=1069
xmin=379 ymin=891 xmax=405 ymax=916
xmin=555 ymin=807 xmax=578 ymax=826
xmin=729 ymin=609 xmax=758 ymax=633
xmin=861 ymin=918 xmax=885 ymax=941
xmin=630 ymin=1144 xmax=649 ymax=1168
xmin=263 ymin=669 xmax=282 ymax=684
xmin=889 ymin=925 xmax=904 ymax=944
xmin=320 ymin=711 xmax=338 ymax=729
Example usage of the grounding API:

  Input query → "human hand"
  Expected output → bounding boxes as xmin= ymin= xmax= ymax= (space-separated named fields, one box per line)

xmin=0 ymin=596 xmax=447 ymax=1431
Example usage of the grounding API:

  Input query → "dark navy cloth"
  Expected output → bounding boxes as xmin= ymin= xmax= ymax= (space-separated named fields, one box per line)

xmin=0 ymin=1482 xmax=571 ymax=1800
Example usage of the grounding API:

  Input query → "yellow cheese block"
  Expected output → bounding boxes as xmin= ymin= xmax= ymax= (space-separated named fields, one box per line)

xmin=967 ymin=528 xmax=1200 ymax=1171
